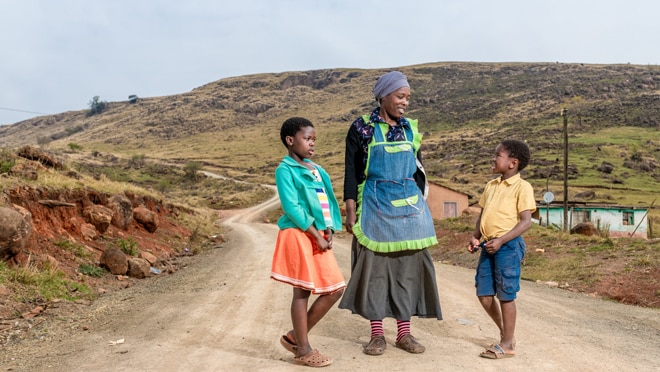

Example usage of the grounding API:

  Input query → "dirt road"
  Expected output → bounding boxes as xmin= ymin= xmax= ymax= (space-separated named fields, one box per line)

xmin=3 ymin=190 xmax=659 ymax=371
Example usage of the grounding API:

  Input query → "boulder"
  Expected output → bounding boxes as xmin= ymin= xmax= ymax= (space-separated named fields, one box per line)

xmin=133 ymin=206 xmax=159 ymax=233
xmin=571 ymin=222 xmax=599 ymax=237
xmin=8 ymin=162 xmax=39 ymax=180
xmin=100 ymin=247 xmax=128 ymax=275
xmin=574 ymin=190 xmax=596 ymax=200
xmin=80 ymin=223 xmax=98 ymax=241
xmin=82 ymin=205 xmax=113 ymax=233
xmin=108 ymin=194 xmax=134 ymax=230
xmin=139 ymin=251 xmax=158 ymax=266
xmin=127 ymin=257 xmax=151 ymax=279
xmin=16 ymin=145 xmax=64 ymax=169
xmin=597 ymin=162 xmax=614 ymax=174
xmin=0 ymin=207 xmax=32 ymax=261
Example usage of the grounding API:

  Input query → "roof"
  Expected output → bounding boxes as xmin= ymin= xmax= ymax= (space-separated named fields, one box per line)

xmin=428 ymin=181 xmax=472 ymax=198
xmin=538 ymin=201 xmax=649 ymax=210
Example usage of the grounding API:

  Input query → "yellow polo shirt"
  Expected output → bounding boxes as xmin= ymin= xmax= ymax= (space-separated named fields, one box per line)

xmin=478 ymin=173 xmax=536 ymax=240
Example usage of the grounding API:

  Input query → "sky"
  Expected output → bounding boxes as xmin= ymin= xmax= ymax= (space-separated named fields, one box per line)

xmin=1 ymin=0 xmax=659 ymax=125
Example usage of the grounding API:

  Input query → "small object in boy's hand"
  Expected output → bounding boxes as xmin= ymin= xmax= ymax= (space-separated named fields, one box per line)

xmin=471 ymin=241 xmax=487 ymax=252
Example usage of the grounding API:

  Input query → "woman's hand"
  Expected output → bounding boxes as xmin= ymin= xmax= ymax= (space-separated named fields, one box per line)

xmin=345 ymin=200 xmax=357 ymax=234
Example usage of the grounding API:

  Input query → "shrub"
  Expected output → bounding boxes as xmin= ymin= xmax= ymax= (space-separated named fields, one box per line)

xmin=68 ymin=143 xmax=83 ymax=151
xmin=37 ymin=136 xmax=52 ymax=148
xmin=0 ymin=148 xmax=15 ymax=173
xmin=128 ymin=154 xmax=146 ymax=169
xmin=53 ymin=240 xmax=92 ymax=259
xmin=115 ymin=237 xmax=138 ymax=256
xmin=79 ymin=264 xmax=105 ymax=277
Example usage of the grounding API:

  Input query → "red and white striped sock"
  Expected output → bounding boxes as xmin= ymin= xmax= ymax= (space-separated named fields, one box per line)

xmin=396 ymin=320 xmax=411 ymax=343
xmin=370 ymin=320 xmax=384 ymax=338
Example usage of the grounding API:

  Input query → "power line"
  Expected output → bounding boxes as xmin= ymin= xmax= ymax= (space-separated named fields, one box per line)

xmin=0 ymin=106 xmax=48 ymax=115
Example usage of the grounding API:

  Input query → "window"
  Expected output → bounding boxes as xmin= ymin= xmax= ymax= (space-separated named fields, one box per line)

xmin=622 ymin=211 xmax=634 ymax=226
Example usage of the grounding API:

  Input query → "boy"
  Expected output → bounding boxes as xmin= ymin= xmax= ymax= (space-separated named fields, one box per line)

xmin=468 ymin=139 xmax=536 ymax=359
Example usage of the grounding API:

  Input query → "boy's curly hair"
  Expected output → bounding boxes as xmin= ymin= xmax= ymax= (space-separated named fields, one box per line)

xmin=501 ymin=139 xmax=531 ymax=170
xmin=280 ymin=117 xmax=314 ymax=148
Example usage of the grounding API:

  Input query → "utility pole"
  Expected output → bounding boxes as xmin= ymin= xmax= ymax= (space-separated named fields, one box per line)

xmin=561 ymin=108 xmax=569 ymax=232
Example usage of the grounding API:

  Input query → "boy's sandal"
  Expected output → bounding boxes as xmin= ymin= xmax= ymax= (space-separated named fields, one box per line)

xmin=279 ymin=334 xmax=297 ymax=354
xmin=479 ymin=344 xmax=515 ymax=359
xmin=294 ymin=349 xmax=333 ymax=367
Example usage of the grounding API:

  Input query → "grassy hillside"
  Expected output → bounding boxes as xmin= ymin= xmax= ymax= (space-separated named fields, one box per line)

xmin=1 ymin=62 xmax=658 ymax=214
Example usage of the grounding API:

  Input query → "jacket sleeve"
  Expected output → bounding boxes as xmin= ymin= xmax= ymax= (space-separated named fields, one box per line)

xmin=275 ymin=165 xmax=314 ymax=231
xmin=343 ymin=123 xmax=363 ymax=201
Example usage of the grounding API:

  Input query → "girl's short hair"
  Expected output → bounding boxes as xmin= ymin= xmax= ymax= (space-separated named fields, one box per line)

xmin=280 ymin=117 xmax=313 ymax=147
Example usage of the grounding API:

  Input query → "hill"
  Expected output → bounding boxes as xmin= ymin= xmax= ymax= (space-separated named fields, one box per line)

xmin=0 ymin=63 xmax=658 ymax=342
xmin=1 ymin=62 xmax=658 ymax=210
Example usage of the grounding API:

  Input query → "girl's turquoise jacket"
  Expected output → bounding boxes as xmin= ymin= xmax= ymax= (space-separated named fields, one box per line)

xmin=275 ymin=156 xmax=343 ymax=232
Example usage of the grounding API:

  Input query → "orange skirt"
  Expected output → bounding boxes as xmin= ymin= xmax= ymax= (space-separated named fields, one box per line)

xmin=271 ymin=228 xmax=346 ymax=295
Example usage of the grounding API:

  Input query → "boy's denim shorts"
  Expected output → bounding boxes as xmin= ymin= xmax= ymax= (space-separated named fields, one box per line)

xmin=475 ymin=236 xmax=526 ymax=301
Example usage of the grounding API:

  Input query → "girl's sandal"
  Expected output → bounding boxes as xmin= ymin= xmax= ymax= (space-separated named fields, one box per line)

xmin=294 ymin=349 xmax=333 ymax=367
xmin=279 ymin=334 xmax=298 ymax=354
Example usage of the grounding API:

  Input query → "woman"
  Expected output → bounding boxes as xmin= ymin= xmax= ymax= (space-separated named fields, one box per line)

xmin=339 ymin=71 xmax=442 ymax=356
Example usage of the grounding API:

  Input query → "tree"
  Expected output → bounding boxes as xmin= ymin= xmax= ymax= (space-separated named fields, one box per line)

xmin=183 ymin=161 xmax=203 ymax=182
xmin=88 ymin=96 xmax=108 ymax=116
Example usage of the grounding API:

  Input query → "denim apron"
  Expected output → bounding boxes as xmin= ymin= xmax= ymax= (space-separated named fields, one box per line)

xmin=353 ymin=120 xmax=438 ymax=253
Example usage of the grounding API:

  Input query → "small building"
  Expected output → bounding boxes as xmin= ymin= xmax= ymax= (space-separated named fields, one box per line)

xmin=535 ymin=202 xmax=649 ymax=239
xmin=426 ymin=182 xmax=470 ymax=220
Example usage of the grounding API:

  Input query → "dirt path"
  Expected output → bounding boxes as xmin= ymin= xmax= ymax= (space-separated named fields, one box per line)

xmin=2 ymin=190 xmax=659 ymax=371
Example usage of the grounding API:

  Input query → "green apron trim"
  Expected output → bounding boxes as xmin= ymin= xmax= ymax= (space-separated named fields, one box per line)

xmin=353 ymin=227 xmax=438 ymax=252
xmin=390 ymin=194 xmax=419 ymax=207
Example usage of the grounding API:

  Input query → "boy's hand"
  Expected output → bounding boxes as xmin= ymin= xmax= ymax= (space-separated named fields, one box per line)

xmin=483 ymin=238 xmax=503 ymax=254
xmin=468 ymin=237 xmax=481 ymax=253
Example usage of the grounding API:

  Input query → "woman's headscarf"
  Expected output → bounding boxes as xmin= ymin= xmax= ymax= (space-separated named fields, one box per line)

xmin=372 ymin=71 xmax=409 ymax=101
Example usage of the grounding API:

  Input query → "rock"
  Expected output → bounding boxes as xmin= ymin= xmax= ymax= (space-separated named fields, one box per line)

xmin=16 ymin=145 xmax=64 ymax=169
xmin=80 ymin=223 xmax=98 ymax=241
xmin=0 ymin=207 xmax=32 ymax=261
xmin=8 ymin=162 xmax=39 ymax=180
xmin=574 ymin=190 xmax=596 ymax=200
xmin=133 ymin=206 xmax=159 ymax=233
xmin=100 ymin=247 xmax=128 ymax=275
xmin=108 ymin=194 xmax=133 ymax=230
xmin=82 ymin=205 xmax=113 ymax=233
xmin=597 ymin=162 xmax=614 ymax=174
xmin=571 ymin=222 xmax=599 ymax=236
xmin=139 ymin=251 xmax=158 ymax=265
xmin=209 ymin=234 xmax=225 ymax=243
xmin=127 ymin=257 xmax=151 ymax=279
xmin=21 ymin=306 xmax=44 ymax=319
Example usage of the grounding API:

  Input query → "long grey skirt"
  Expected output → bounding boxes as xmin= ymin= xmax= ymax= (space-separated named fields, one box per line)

xmin=338 ymin=237 xmax=443 ymax=320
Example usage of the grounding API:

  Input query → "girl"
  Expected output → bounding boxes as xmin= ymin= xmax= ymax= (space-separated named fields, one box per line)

xmin=271 ymin=117 xmax=345 ymax=367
